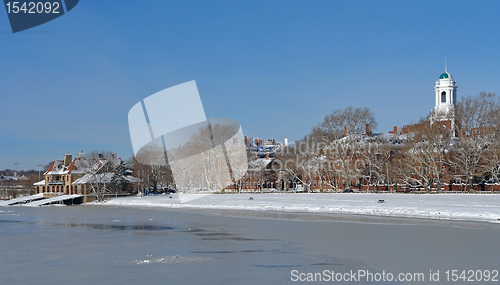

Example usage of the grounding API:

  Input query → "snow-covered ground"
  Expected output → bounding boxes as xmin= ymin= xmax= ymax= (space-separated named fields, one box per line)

xmin=101 ymin=193 xmax=500 ymax=223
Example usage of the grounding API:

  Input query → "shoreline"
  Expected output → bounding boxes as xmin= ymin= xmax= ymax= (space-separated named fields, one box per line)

xmin=97 ymin=192 xmax=500 ymax=224
xmin=106 ymin=204 xmax=500 ymax=230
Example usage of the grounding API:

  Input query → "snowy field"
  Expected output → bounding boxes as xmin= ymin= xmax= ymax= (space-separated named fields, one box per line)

xmin=101 ymin=193 xmax=500 ymax=223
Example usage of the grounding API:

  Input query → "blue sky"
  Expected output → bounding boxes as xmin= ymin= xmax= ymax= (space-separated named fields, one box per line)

xmin=2 ymin=0 xmax=500 ymax=170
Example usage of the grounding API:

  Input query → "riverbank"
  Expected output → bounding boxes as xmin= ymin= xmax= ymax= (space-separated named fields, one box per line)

xmin=100 ymin=193 xmax=500 ymax=223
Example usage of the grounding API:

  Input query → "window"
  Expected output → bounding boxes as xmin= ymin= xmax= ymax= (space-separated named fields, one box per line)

xmin=441 ymin=91 xmax=446 ymax=102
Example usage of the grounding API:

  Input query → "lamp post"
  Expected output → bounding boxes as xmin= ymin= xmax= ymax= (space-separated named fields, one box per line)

xmin=12 ymin=162 xmax=19 ymax=177
xmin=37 ymin=164 xmax=43 ymax=180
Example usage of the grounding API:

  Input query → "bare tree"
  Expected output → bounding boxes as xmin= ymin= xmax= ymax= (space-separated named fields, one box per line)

xmin=132 ymin=146 xmax=173 ymax=194
xmin=326 ymin=134 xmax=363 ymax=190
xmin=303 ymin=106 xmax=378 ymax=191
xmin=79 ymin=150 xmax=119 ymax=201
xmin=311 ymin=106 xmax=377 ymax=144
xmin=358 ymin=138 xmax=393 ymax=192
xmin=482 ymin=140 xmax=500 ymax=190
xmin=229 ymin=149 xmax=252 ymax=193
xmin=273 ymin=144 xmax=310 ymax=192
xmin=450 ymin=92 xmax=500 ymax=191
xmin=398 ymin=120 xmax=451 ymax=192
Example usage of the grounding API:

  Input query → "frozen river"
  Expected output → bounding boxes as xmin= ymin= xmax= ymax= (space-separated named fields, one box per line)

xmin=1 ymin=205 xmax=500 ymax=284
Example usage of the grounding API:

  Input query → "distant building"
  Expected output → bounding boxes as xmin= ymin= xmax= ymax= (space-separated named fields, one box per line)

xmin=222 ymin=137 xmax=287 ymax=191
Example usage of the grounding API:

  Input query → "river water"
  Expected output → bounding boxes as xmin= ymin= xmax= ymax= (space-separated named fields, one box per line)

xmin=1 ymin=205 xmax=500 ymax=284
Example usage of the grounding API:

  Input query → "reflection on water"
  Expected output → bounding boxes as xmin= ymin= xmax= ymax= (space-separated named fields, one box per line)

xmin=192 ymin=249 xmax=284 ymax=254
xmin=134 ymin=255 xmax=212 ymax=265
xmin=60 ymin=223 xmax=175 ymax=231
xmin=0 ymin=219 xmax=20 ymax=223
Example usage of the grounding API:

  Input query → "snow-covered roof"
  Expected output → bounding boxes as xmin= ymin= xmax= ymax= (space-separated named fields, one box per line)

xmin=45 ymin=157 xmax=122 ymax=176
xmin=2 ymin=176 xmax=18 ymax=181
xmin=326 ymin=132 xmax=408 ymax=151
xmin=248 ymin=158 xmax=274 ymax=171
xmin=33 ymin=180 xmax=45 ymax=186
xmin=72 ymin=173 xmax=139 ymax=185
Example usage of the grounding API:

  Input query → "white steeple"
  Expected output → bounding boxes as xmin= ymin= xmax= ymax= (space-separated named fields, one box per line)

xmin=434 ymin=60 xmax=457 ymax=120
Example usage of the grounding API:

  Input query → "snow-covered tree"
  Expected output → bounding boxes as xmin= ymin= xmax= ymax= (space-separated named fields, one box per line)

xmin=110 ymin=160 xmax=128 ymax=195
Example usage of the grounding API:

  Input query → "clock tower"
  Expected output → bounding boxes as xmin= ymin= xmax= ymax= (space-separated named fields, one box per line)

xmin=434 ymin=61 xmax=457 ymax=120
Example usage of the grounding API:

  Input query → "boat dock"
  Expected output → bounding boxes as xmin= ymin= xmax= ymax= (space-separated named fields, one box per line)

xmin=0 ymin=193 xmax=45 ymax=206
xmin=0 ymin=194 xmax=84 ymax=207
xmin=23 ymin=194 xmax=83 ymax=207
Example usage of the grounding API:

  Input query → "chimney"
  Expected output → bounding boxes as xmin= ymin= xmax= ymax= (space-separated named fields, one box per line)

xmin=244 ymin=136 xmax=248 ymax=146
xmin=259 ymin=139 xmax=263 ymax=146
xmin=63 ymin=154 xmax=72 ymax=166
xmin=366 ymin=124 xmax=371 ymax=136
xmin=98 ymin=153 xmax=104 ymax=159
xmin=393 ymin=126 xmax=398 ymax=134
xmin=78 ymin=151 xmax=86 ymax=159
xmin=255 ymin=138 xmax=259 ymax=146
xmin=284 ymin=138 xmax=288 ymax=146
xmin=344 ymin=126 xmax=348 ymax=137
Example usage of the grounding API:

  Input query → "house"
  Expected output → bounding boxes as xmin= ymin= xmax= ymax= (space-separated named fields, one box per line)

xmin=33 ymin=152 xmax=138 ymax=202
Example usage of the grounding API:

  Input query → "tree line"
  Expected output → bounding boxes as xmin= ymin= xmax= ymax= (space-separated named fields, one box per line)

xmin=275 ymin=92 xmax=500 ymax=192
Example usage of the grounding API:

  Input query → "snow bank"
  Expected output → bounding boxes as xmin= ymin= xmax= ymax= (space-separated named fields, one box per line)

xmin=101 ymin=193 xmax=500 ymax=223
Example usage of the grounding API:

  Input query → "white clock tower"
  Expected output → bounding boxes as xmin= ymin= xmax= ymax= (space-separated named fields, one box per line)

xmin=434 ymin=61 xmax=457 ymax=120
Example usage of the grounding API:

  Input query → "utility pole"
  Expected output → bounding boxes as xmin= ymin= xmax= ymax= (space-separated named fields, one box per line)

xmin=37 ymin=164 xmax=43 ymax=180
xmin=12 ymin=162 xmax=19 ymax=177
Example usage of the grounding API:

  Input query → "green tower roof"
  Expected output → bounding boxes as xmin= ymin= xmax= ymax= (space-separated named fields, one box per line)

xmin=439 ymin=72 xmax=449 ymax=79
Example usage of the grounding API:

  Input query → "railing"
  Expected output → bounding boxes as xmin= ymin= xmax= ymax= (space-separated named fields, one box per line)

xmin=48 ymin=181 xmax=65 ymax=185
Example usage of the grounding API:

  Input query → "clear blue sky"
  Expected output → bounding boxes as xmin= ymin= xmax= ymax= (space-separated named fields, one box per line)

xmin=2 ymin=0 xmax=500 ymax=170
